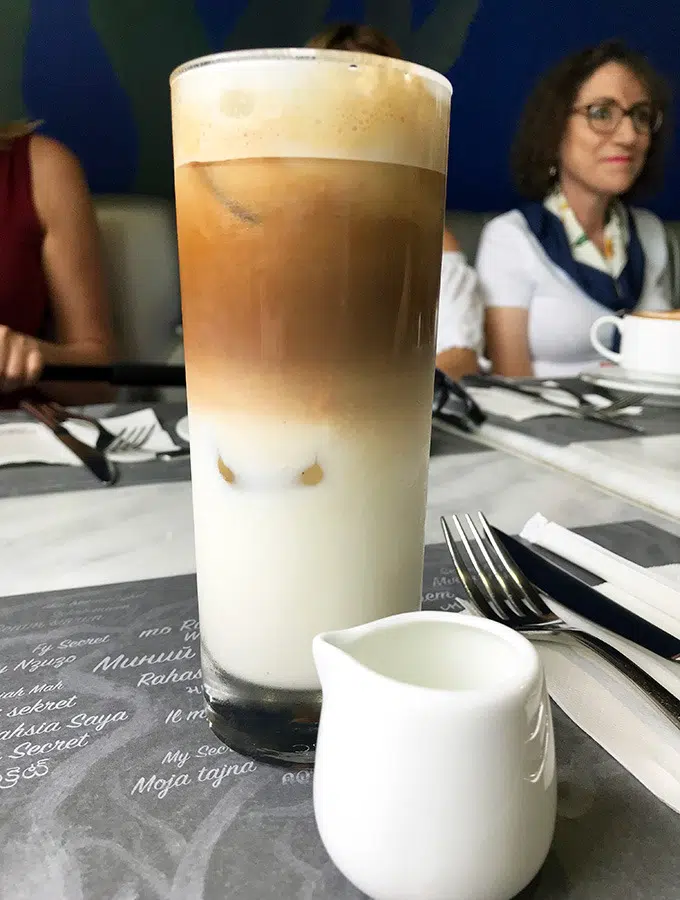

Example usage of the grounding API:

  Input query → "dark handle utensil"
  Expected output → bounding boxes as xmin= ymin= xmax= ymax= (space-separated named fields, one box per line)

xmin=21 ymin=399 xmax=119 ymax=486
xmin=495 ymin=528 xmax=680 ymax=661
xmin=41 ymin=363 xmax=187 ymax=388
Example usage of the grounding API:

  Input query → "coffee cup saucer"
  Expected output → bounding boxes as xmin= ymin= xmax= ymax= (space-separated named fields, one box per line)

xmin=175 ymin=415 xmax=190 ymax=443
xmin=581 ymin=361 xmax=680 ymax=398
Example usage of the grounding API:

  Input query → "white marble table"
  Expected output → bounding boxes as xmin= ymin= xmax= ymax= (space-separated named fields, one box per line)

xmin=2 ymin=406 xmax=680 ymax=899
xmin=3 ymin=428 xmax=680 ymax=599
xmin=460 ymin=393 xmax=680 ymax=522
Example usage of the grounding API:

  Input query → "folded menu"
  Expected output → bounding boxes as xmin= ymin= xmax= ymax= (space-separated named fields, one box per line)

xmin=0 ymin=408 xmax=179 ymax=467
xmin=520 ymin=513 xmax=680 ymax=814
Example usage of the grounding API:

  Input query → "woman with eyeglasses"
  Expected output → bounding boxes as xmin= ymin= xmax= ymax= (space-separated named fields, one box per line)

xmin=478 ymin=40 xmax=672 ymax=377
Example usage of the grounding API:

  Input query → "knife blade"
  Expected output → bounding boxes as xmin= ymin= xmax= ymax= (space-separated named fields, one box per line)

xmin=21 ymin=400 xmax=118 ymax=486
xmin=492 ymin=527 xmax=680 ymax=660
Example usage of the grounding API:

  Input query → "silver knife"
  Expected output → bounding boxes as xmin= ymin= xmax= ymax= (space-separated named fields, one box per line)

xmin=21 ymin=400 xmax=119 ymax=485
xmin=495 ymin=528 xmax=680 ymax=660
xmin=463 ymin=375 xmax=645 ymax=433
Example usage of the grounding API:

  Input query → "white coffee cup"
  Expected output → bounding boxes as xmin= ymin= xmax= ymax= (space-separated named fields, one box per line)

xmin=590 ymin=311 xmax=680 ymax=377
xmin=313 ymin=612 xmax=556 ymax=900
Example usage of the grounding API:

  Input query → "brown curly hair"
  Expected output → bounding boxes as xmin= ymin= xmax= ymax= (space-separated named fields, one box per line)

xmin=511 ymin=40 xmax=671 ymax=201
xmin=306 ymin=24 xmax=402 ymax=59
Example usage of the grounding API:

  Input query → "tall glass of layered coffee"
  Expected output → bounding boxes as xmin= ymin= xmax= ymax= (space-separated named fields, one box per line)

xmin=170 ymin=49 xmax=451 ymax=764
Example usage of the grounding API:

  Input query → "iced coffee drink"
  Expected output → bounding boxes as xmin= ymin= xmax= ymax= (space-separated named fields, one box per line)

xmin=170 ymin=49 xmax=451 ymax=763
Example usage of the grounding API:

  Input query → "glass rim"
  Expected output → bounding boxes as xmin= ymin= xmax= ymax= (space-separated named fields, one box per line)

xmin=170 ymin=47 xmax=452 ymax=94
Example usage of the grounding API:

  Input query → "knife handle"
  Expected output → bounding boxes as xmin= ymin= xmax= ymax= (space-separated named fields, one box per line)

xmin=570 ymin=631 xmax=680 ymax=727
xmin=40 ymin=363 xmax=186 ymax=387
xmin=20 ymin=399 xmax=119 ymax=486
xmin=497 ymin=530 xmax=680 ymax=660
xmin=21 ymin=398 xmax=54 ymax=429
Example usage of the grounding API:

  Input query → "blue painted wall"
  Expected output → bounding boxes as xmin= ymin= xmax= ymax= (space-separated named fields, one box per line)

xmin=3 ymin=1 xmax=679 ymax=216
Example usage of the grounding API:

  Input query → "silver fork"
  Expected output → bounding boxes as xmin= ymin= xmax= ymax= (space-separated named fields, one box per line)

xmin=106 ymin=425 xmax=155 ymax=454
xmin=473 ymin=377 xmax=646 ymax=432
xmin=482 ymin=375 xmax=646 ymax=414
xmin=440 ymin=511 xmax=680 ymax=730
xmin=529 ymin=379 xmax=646 ymax=415
xmin=591 ymin=391 xmax=647 ymax=416
xmin=43 ymin=402 xmax=154 ymax=454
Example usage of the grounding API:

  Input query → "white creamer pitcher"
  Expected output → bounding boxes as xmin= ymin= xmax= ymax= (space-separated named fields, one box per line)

xmin=313 ymin=611 xmax=557 ymax=900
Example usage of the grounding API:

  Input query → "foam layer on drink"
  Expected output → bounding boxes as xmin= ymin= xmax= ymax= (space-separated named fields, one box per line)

xmin=171 ymin=49 xmax=451 ymax=173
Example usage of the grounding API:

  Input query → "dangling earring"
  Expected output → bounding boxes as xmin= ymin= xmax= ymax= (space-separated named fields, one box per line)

xmin=549 ymin=164 xmax=558 ymax=178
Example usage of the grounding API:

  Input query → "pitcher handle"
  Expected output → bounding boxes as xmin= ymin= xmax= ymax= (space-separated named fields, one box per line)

xmin=589 ymin=315 xmax=623 ymax=364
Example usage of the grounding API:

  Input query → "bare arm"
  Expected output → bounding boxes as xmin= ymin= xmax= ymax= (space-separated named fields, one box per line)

xmin=442 ymin=228 xmax=460 ymax=252
xmin=435 ymin=347 xmax=478 ymax=379
xmin=435 ymin=229 xmax=482 ymax=379
xmin=485 ymin=307 xmax=533 ymax=376
xmin=476 ymin=215 xmax=536 ymax=377
xmin=31 ymin=136 xmax=116 ymax=403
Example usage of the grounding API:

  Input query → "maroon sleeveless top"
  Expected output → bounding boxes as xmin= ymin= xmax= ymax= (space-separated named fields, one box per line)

xmin=0 ymin=135 xmax=50 ymax=338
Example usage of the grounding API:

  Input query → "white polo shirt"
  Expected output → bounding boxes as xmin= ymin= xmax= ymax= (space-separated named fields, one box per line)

xmin=476 ymin=208 xmax=672 ymax=377
xmin=435 ymin=251 xmax=485 ymax=355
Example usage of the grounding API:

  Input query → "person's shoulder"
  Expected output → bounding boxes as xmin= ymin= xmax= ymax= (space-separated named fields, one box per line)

xmin=478 ymin=209 xmax=537 ymax=261
xmin=629 ymin=206 xmax=668 ymax=270
xmin=629 ymin=205 xmax=665 ymax=239
xmin=29 ymin=136 xmax=90 ymax=220
xmin=480 ymin=209 xmax=534 ymax=242
xmin=29 ymin=135 xmax=85 ymax=181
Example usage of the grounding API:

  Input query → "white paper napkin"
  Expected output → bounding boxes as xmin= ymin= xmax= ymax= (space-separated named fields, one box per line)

xmin=519 ymin=512 xmax=680 ymax=813
xmin=0 ymin=408 xmax=179 ymax=467
xmin=521 ymin=513 xmax=680 ymax=638
xmin=466 ymin=386 xmax=641 ymax=422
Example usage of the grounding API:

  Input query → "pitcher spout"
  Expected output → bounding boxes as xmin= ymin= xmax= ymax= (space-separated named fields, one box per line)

xmin=312 ymin=611 xmax=430 ymax=693
xmin=314 ymin=610 xmax=542 ymax=700
xmin=312 ymin=625 xmax=368 ymax=692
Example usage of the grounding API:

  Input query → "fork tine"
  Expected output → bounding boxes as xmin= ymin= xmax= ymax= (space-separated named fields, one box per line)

xmin=127 ymin=424 xmax=153 ymax=449
xmin=464 ymin=513 xmax=527 ymax=617
xmin=440 ymin=517 xmax=497 ymax=619
xmin=108 ymin=426 xmax=138 ymax=454
xmin=137 ymin=424 xmax=155 ymax=448
xmin=108 ymin=424 xmax=154 ymax=454
xmin=476 ymin=513 xmax=551 ymax=617
xmin=106 ymin=427 xmax=131 ymax=454
xmin=451 ymin=515 xmax=508 ymax=619
xmin=602 ymin=392 xmax=646 ymax=414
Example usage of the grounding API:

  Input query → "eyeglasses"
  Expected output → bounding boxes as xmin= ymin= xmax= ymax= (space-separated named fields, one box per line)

xmin=571 ymin=99 xmax=662 ymax=136
xmin=433 ymin=369 xmax=485 ymax=433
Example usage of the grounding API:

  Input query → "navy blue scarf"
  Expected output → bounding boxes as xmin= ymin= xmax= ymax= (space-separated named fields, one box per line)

xmin=520 ymin=202 xmax=645 ymax=314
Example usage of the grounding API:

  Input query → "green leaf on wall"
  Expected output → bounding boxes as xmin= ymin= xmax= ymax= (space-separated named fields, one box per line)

xmin=363 ymin=0 xmax=411 ymax=51
xmin=88 ymin=0 xmax=210 ymax=196
xmin=223 ymin=0 xmax=329 ymax=51
xmin=410 ymin=0 xmax=481 ymax=74
xmin=0 ymin=1 xmax=32 ymax=122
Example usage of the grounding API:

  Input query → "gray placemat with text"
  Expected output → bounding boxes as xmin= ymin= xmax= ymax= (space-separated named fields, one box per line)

xmin=1 ymin=520 xmax=679 ymax=898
